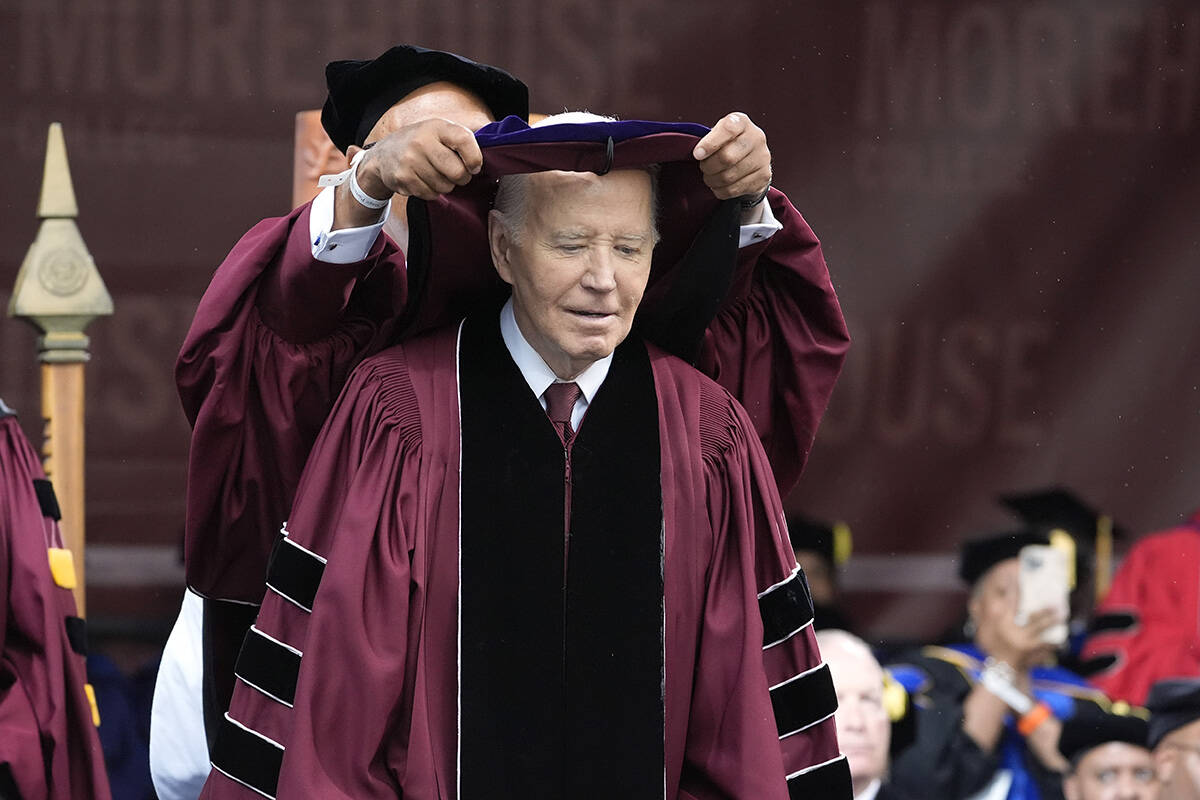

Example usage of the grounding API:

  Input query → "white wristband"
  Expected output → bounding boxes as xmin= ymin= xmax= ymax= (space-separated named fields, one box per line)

xmin=317 ymin=149 xmax=389 ymax=210
xmin=349 ymin=151 xmax=389 ymax=210
xmin=979 ymin=659 xmax=1034 ymax=714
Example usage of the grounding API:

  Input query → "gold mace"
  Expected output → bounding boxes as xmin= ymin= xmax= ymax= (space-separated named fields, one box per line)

xmin=8 ymin=123 xmax=114 ymax=616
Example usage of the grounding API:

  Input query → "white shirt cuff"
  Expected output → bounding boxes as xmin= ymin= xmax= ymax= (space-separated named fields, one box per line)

xmin=308 ymin=185 xmax=390 ymax=264
xmin=738 ymin=196 xmax=783 ymax=247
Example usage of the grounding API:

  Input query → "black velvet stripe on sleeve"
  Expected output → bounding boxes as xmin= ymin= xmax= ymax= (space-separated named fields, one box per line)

xmin=264 ymin=536 xmax=326 ymax=613
xmin=0 ymin=763 xmax=23 ymax=800
xmin=1088 ymin=611 xmax=1139 ymax=635
xmin=759 ymin=570 xmax=815 ymax=648
xmin=32 ymin=478 xmax=61 ymax=520
xmin=770 ymin=663 xmax=838 ymax=738
xmin=211 ymin=715 xmax=284 ymax=800
xmin=234 ymin=626 xmax=302 ymax=707
xmin=64 ymin=616 xmax=87 ymax=656
xmin=787 ymin=756 xmax=853 ymax=800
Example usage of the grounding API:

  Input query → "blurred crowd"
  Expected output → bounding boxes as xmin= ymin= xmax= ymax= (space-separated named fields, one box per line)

xmin=798 ymin=488 xmax=1200 ymax=799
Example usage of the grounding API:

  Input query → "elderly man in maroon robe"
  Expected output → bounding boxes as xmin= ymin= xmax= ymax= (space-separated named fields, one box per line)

xmin=198 ymin=111 xmax=851 ymax=799
xmin=167 ymin=45 xmax=850 ymax=775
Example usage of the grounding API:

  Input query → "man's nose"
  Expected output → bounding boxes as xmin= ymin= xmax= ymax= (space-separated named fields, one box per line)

xmin=580 ymin=250 xmax=618 ymax=291
xmin=840 ymin=701 xmax=867 ymax=730
xmin=1113 ymin=773 xmax=1142 ymax=799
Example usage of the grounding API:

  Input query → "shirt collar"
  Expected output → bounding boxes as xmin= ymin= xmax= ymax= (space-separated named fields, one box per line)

xmin=499 ymin=298 xmax=612 ymax=402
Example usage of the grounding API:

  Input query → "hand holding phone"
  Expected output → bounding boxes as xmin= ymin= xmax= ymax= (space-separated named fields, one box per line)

xmin=1015 ymin=545 xmax=1069 ymax=646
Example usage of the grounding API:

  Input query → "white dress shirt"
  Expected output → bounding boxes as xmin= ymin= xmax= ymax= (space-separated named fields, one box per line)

xmin=498 ymin=298 xmax=608 ymax=432
xmin=149 ymin=589 xmax=210 ymax=800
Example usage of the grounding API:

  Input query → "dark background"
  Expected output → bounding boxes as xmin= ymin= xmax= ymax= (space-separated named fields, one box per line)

xmin=2 ymin=0 xmax=1197 ymax=650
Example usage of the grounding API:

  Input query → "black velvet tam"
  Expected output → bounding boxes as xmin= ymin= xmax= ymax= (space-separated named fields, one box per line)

xmin=321 ymin=44 xmax=529 ymax=153
xmin=1147 ymin=678 xmax=1200 ymax=748
xmin=957 ymin=528 xmax=1050 ymax=587
xmin=1058 ymin=704 xmax=1150 ymax=762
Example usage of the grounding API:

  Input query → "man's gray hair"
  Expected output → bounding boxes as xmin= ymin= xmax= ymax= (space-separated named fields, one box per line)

xmin=493 ymin=111 xmax=661 ymax=244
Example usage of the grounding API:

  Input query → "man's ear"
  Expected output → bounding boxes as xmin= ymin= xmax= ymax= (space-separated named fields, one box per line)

xmin=488 ymin=209 xmax=514 ymax=285
xmin=1061 ymin=775 xmax=1079 ymax=800
xmin=1156 ymin=746 xmax=1177 ymax=784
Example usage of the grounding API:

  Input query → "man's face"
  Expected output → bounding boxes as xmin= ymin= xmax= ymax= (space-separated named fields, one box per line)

xmin=1154 ymin=717 xmax=1200 ymax=786
xmin=1064 ymin=742 xmax=1157 ymax=800
xmin=824 ymin=642 xmax=891 ymax=790
xmin=489 ymin=169 xmax=656 ymax=379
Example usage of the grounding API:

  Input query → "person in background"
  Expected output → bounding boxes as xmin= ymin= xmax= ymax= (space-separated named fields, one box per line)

xmin=1146 ymin=678 xmax=1200 ymax=797
xmin=819 ymin=629 xmax=918 ymax=800
xmin=0 ymin=404 xmax=111 ymax=800
xmin=1057 ymin=703 xmax=1157 ymax=800
xmin=887 ymin=528 xmax=1107 ymax=800
xmin=999 ymin=486 xmax=1127 ymax=675
xmin=1083 ymin=511 xmax=1200 ymax=705
xmin=790 ymin=513 xmax=854 ymax=631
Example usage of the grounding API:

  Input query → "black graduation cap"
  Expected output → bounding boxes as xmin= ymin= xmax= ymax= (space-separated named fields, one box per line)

xmin=957 ymin=528 xmax=1050 ymax=587
xmin=1058 ymin=703 xmax=1151 ymax=762
xmin=1000 ymin=487 xmax=1125 ymax=599
xmin=999 ymin=487 xmax=1125 ymax=541
xmin=1146 ymin=678 xmax=1200 ymax=748
xmin=321 ymin=45 xmax=530 ymax=154
xmin=786 ymin=513 xmax=852 ymax=568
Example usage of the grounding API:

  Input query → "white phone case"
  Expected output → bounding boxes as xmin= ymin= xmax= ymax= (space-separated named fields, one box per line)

xmin=1016 ymin=544 xmax=1069 ymax=645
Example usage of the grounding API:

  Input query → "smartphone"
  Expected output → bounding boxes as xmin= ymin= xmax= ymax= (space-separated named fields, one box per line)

xmin=1016 ymin=544 xmax=1069 ymax=646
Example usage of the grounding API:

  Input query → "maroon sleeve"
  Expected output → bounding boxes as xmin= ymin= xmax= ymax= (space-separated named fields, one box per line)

xmin=1081 ymin=519 xmax=1200 ymax=704
xmin=176 ymin=202 xmax=408 ymax=602
xmin=0 ymin=417 xmax=111 ymax=800
xmin=199 ymin=353 xmax=425 ymax=800
xmin=697 ymin=189 xmax=850 ymax=495
xmin=682 ymin=392 xmax=849 ymax=799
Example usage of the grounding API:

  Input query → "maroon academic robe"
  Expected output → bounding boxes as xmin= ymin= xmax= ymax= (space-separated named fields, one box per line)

xmin=177 ymin=144 xmax=849 ymax=605
xmin=200 ymin=316 xmax=848 ymax=800
xmin=0 ymin=414 xmax=111 ymax=800
xmin=1081 ymin=511 xmax=1200 ymax=704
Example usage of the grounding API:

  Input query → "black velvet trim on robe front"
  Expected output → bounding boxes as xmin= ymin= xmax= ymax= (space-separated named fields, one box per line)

xmin=458 ymin=311 xmax=664 ymax=798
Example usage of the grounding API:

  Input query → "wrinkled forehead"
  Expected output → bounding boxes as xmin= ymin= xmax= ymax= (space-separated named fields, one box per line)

xmin=526 ymin=167 xmax=652 ymax=193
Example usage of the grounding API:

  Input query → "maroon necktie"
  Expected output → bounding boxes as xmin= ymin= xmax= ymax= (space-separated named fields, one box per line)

xmin=544 ymin=381 xmax=582 ymax=443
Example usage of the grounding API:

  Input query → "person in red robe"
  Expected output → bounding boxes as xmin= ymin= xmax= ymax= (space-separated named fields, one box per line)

xmin=0 ymin=406 xmax=111 ymax=800
xmin=198 ymin=114 xmax=850 ymax=799
xmin=1081 ymin=510 xmax=1200 ymax=705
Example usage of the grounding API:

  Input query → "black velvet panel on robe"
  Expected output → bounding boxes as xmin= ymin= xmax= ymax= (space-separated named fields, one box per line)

xmin=458 ymin=311 xmax=664 ymax=798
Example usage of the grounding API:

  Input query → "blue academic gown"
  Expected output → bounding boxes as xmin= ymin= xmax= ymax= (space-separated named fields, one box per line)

xmin=888 ymin=643 xmax=1104 ymax=800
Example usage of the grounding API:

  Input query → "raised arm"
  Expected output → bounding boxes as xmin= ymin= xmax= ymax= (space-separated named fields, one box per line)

xmin=692 ymin=113 xmax=850 ymax=495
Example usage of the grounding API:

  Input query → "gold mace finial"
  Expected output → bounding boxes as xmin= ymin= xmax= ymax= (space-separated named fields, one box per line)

xmin=9 ymin=123 xmax=113 ymax=363
xmin=37 ymin=123 xmax=79 ymax=219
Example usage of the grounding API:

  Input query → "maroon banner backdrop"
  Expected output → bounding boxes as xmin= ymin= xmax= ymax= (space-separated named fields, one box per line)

xmin=2 ymin=0 xmax=1197 ymax=641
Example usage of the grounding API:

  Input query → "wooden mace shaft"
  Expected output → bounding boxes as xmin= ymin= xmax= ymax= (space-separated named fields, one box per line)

xmin=41 ymin=361 xmax=87 ymax=616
